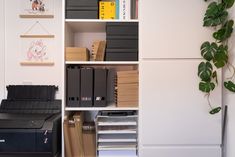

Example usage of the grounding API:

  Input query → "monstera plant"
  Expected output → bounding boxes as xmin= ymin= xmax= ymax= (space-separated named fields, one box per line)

xmin=199 ymin=0 xmax=235 ymax=114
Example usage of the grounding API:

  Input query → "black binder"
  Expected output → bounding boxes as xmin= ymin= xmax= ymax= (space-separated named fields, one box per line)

xmin=67 ymin=66 xmax=80 ymax=107
xmin=107 ymin=68 xmax=116 ymax=104
xmin=80 ymin=68 xmax=94 ymax=107
xmin=94 ymin=69 xmax=107 ymax=107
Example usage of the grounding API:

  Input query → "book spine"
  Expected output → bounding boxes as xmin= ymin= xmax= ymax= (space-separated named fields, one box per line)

xmin=116 ymin=0 xmax=119 ymax=19
xmin=120 ymin=0 xmax=131 ymax=20
xmin=99 ymin=1 xmax=116 ymax=19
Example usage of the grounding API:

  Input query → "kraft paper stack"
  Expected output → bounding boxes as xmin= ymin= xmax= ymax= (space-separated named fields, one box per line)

xmin=116 ymin=70 xmax=138 ymax=107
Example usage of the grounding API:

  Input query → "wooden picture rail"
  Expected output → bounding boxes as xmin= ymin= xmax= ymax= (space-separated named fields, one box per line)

xmin=19 ymin=15 xmax=54 ymax=18
xmin=20 ymin=61 xmax=54 ymax=66
xmin=20 ymin=35 xmax=55 ymax=38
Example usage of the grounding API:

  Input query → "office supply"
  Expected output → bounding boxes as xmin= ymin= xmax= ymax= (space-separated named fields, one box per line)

xmin=107 ymin=68 xmax=116 ymax=104
xmin=80 ymin=68 xmax=94 ymax=107
xmin=116 ymin=70 xmax=139 ymax=107
xmin=0 ymin=85 xmax=61 ymax=157
xmin=66 ymin=47 xmax=90 ymax=61
xmin=66 ymin=0 xmax=98 ymax=19
xmin=94 ymin=68 xmax=108 ymax=107
xmin=67 ymin=66 xmax=81 ymax=107
xmin=91 ymin=40 xmax=106 ymax=61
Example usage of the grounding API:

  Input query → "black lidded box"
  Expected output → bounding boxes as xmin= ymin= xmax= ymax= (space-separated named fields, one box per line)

xmin=105 ymin=22 xmax=139 ymax=61
xmin=66 ymin=0 xmax=98 ymax=19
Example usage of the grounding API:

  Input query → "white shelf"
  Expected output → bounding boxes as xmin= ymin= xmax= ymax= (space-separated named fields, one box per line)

xmin=98 ymin=122 xmax=137 ymax=126
xmin=65 ymin=107 xmax=139 ymax=111
xmin=98 ymin=130 xmax=137 ymax=134
xmin=98 ymin=138 xmax=137 ymax=143
xmin=65 ymin=19 xmax=139 ymax=23
xmin=65 ymin=61 xmax=139 ymax=65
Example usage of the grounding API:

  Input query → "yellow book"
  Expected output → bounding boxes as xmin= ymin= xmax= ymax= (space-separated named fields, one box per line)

xmin=99 ymin=1 xmax=116 ymax=19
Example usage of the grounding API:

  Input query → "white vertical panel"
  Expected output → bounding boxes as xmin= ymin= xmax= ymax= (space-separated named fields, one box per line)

xmin=0 ymin=0 xmax=5 ymax=100
xmin=139 ymin=0 xmax=213 ymax=59
xmin=140 ymin=146 xmax=221 ymax=157
xmin=140 ymin=60 xmax=222 ymax=145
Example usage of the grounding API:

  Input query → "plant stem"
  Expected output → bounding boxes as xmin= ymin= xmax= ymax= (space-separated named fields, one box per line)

xmin=227 ymin=62 xmax=235 ymax=80
xmin=206 ymin=93 xmax=213 ymax=109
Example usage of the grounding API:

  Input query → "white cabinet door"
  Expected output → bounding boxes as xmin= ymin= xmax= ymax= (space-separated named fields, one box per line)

xmin=140 ymin=60 xmax=222 ymax=145
xmin=140 ymin=0 xmax=213 ymax=59
xmin=0 ymin=0 xmax=5 ymax=100
xmin=140 ymin=146 xmax=221 ymax=157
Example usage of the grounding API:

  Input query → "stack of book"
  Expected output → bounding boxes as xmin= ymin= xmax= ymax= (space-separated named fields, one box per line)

xmin=116 ymin=70 xmax=138 ymax=107
xmin=96 ymin=111 xmax=138 ymax=157
xmin=105 ymin=22 xmax=138 ymax=61
xmin=66 ymin=0 xmax=99 ymax=19
xmin=99 ymin=0 xmax=138 ymax=20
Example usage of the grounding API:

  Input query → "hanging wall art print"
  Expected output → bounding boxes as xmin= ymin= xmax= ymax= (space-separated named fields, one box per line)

xmin=20 ymin=21 xmax=55 ymax=66
xmin=20 ymin=0 xmax=54 ymax=18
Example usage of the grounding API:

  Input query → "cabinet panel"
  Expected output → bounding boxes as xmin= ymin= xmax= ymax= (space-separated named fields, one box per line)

xmin=0 ymin=0 xmax=4 ymax=100
xmin=140 ymin=0 xmax=213 ymax=59
xmin=140 ymin=60 xmax=222 ymax=145
xmin=140 ymin=146 xmax=221 ymax=157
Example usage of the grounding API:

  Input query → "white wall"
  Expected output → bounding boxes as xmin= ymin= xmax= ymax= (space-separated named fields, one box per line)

xmin=224 ymin=7 xmax=235 ymax=157
xmin=4 ymin=0 xmax=63 ymax=98
xmin=0 ymin=0 xmax=5 ymax=100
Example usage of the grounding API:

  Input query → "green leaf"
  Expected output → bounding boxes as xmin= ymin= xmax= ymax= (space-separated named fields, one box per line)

xmin=203 ymin=2 xmax=228 ymax=27
xmin=199 ymin=81 xmax=215 ymax=93
xmin=223 ymin=0 xmax=235 ymax=8
xmin=213 ymin=20 xmax=234 ymax=42
xmin=200 ymin=42 xmax=218 ymax=61
xmin=209 ymin=107 xmax=222 ymax=114
xmin=198 ymin=62 xmax=213 ymax=82
xmin=213 ymin=45 xmax=228 ymax=68
xmin=212 ymin=71 xmax=218 ymax=84
xmin=224 ymin=81 xmax=235 ymax=92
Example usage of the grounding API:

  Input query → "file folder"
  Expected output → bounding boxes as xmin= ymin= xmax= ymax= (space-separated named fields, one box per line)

xmin=107 ymin=68 xmax=116 ymax=104
xmin=80 ymin=68 xmax=94 ymax=107
xmin=67 ymin=66 xmax=81 ymax=107
xmin=94 ymin=69 xmax=107 ymax=107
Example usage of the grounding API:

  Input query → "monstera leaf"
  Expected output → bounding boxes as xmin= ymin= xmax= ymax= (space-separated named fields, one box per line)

xmin=200 ymin=42 xmax=218 ymax=61
xmin=199 ymin=81 xmax=215 ymax=93
xmin=223 ymin=0 xmax=235 ymax=8
xmin=203 ymin=2 xmax=228 ymax=26
xmin=209 ymin=107 xmax=222 ymax=114
xmin=213 ymin=45 xmax=228 ymax=68
xmin=224 ymin=81 xmax=235 ymax=92
xmin=198 ymin=62 xmax=213 ymax=82
xmin=213 ymin=20 xmax=234 ymax=42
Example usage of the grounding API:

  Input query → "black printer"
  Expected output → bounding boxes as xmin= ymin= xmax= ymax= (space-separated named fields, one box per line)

xmin=0 ymin=85 xmax=61 ymax=157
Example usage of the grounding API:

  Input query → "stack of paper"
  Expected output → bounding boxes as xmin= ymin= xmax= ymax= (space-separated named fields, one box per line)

xmin=116 ymin=70 xmax=139 ymax=107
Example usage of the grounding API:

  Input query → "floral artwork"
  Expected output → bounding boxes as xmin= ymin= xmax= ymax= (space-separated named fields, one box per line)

xmin=21 ymin=38 xmax=54 ymax=65
xmin=27 ymin=40 xmax=48 ymax=61
xmin=20 ymin=0 xmax=54 ymax=18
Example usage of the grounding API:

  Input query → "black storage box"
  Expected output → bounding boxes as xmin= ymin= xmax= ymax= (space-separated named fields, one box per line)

xmin=66 ymin=0 xmax=98 ymax=19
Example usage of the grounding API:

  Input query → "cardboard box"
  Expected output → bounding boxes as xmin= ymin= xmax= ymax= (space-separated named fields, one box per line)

xmin=66 ymin=47 xmax=90 ymax=61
